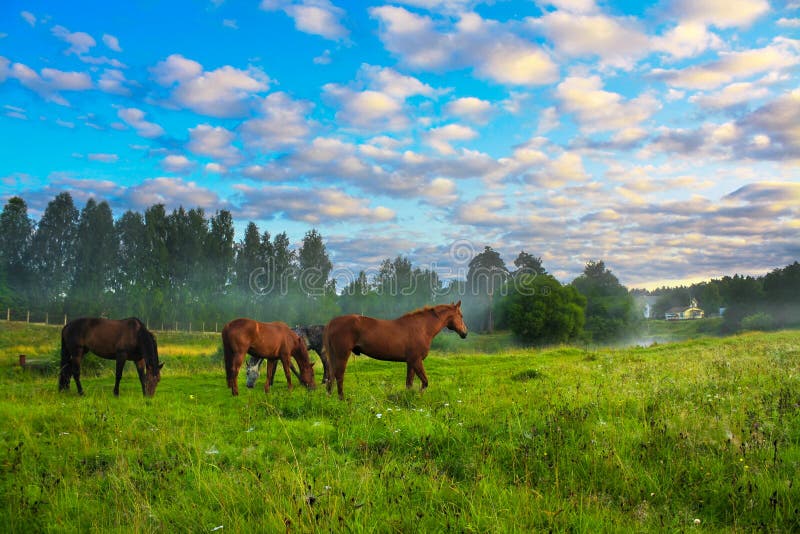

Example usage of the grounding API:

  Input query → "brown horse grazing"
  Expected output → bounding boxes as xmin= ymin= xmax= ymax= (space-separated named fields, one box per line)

xmin=323 ymin=301 xmax=468 ymax=400
xmin=60 ymin=317 xmax=163 ymax=397
xmin=246 ymin=325 xmax=329 ymax=389
xmin=222 ymin=318 xmax=316 ymax=396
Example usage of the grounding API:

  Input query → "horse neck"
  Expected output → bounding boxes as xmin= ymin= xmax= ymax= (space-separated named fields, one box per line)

xmin=405 ymin=308 xmax=450 ymax=340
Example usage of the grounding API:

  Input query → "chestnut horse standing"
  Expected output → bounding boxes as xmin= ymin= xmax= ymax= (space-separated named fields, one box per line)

xmin=60 ymin=317 xmax=162 ymax=397
xmin=323 ymin=301 xmax=468 ymax=399
xmin=222 ymin=319 xmax=316 ymax=395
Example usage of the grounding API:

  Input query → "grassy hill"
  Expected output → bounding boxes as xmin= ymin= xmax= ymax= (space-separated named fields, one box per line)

xmin=1 ymin=322 xmax=798 ymax=531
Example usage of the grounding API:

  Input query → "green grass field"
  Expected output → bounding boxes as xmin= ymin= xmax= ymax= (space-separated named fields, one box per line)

xmin=1 ymin=321 xmax=799 ymax=532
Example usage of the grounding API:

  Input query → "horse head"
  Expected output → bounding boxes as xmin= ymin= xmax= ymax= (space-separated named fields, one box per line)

xmin=142 ymin=329 xmax=162 ymax=396
xmin=292 ymin=334 xmax=317 ymax=389
xmin=245 ymin=356 xmax=262 ymax=388
xmin=446 ymin=300 xmax=468 ymax=339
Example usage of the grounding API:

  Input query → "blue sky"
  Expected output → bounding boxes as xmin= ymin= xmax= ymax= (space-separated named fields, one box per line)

xmin=1 ymin=0 xmax=798 ymax=289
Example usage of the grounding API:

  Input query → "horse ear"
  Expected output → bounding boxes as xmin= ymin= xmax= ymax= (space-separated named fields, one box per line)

xmin=456 ymin=300 xmax=461 ymax=308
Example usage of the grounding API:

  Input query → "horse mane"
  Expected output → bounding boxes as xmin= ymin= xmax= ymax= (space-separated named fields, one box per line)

xmin=399 ymin=303 xmax=451 ymax=319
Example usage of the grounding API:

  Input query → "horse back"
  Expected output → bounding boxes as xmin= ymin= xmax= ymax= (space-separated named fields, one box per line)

xmin=63 ymin=317 xmax=144 ymax=359
xmin=223 ymin=318 xmax=294 ymax=358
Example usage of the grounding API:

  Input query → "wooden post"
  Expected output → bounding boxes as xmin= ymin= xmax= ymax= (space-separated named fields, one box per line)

xmin=202 ymin=322 xmax=205 ymax=333
xmin=45 ymin=313 xmax=48 ymax=325
xmin=189 ymin=322 xmax=191 ymax=332
xmin=215 ymin=322 xmax=218 ymax=332
xmin=64 ymin=314 xmax=67 ymax=325
xmin=6 ymin=308 xmax=9 ymax=321
xmin=26 ymin=311 xmax=30 ymax=323
xmin=175 ymin=321 xmax=178 ymax=331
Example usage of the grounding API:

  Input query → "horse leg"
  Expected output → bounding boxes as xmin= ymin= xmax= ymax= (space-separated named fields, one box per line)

xmin=72 ymin=348 xmax=85 ymax=396
xmin=320 ymin=348 xmax=330 ymax=385
xmin=113 ymin=352 xmax=126 ymax=397
xmin=135 ymin=359 xmax=147 ymax=395
xmin=411 ymin=359 xmax=429 ymax=392
xmin=280 ymin=355 xmax=294 ymax=391
xmin=405 ymin=362 xmax=415 ymax=389
xmin=330 ymin=352 xmax=350 ymax=401
xmin=264 ymin=359 xmax=277 ymax=393
xmin=228 ymin=351 xmax=245 ymax=396
xmin=59 ymin=343 xmax=73 ymax=392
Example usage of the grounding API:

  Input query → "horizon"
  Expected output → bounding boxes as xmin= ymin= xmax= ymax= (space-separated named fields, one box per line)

xmin=1 ymin=0 xmax=798 ymax=290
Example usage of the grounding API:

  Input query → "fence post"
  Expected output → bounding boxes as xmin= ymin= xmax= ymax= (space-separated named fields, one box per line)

xmin=6 ymin=308 xmax=9 ymax=321
xmin=189 ymin=322 xmax=192 ymax=332
xmin=64 ymin=314 xmax=67 ymax=325
xmin=45 ymin=313 xmax=48 ymax=325
xmin=202 ymin=322 xmax=205 ymax=333
xmin=215 ymin=322 xmax=218 ymax=332
xmin=27 ymin=311 xmax=30 ymax=323
xmin=175 ymin=321 xmax=178 ymax=331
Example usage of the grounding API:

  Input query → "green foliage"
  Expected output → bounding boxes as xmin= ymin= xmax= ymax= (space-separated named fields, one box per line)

xmin=2 ymin=324 xmax=800 ymax=531
xmin=500 ymin=273 xmax=586 ymax=345
xmin=571 ymin=261 xmax=640 ymax=342
xmin=741 ymin=312 xmax=775 ymax=331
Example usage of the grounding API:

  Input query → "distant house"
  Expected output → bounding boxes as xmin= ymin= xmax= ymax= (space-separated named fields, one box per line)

xmin=665 ymin=298 xmax=705 ymax=320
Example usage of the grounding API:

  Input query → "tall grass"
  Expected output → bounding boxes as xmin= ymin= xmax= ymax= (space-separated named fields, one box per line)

xmin=1 ymin=322 xmax=798 ymax=531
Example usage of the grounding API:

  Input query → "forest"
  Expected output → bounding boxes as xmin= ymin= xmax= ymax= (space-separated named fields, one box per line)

xmin=1 ymin=193 xmax=798 ymax=343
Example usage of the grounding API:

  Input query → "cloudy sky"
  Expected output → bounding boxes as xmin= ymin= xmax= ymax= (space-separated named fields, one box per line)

xmin=1 ymin=0 xmax=798 ymax=289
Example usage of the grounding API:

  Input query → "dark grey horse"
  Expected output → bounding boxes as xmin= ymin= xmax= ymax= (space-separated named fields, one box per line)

xmin=246 ymin=325 xmax=330 ymax=388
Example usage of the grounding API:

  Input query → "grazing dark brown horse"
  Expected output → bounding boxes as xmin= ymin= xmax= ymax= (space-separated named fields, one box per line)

xmin=246 ymin=325 xmax=329 ymax=389
xmin=323 ymin=301 xmax=468 ymax=400
xmin=60 ymin=317 xmax=163 ymax=397
xmin=222 ymin=318 xmax=316 ymax=395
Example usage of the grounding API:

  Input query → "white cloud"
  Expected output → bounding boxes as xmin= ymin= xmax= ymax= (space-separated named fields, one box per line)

xmin=88 ymin=153 xmax=119 ymax=163
xmin=124 ymin=178 xmax=223 ymax=210
xmin=445 ymin=97 xmax=493 ymax=123
xmin=528 ymin=9 xmax=650 ymax=68
xmin=187 ymin=124 xmax=241 ymax=164
xmin=21 ymin=11 xmax=36 ymax=27
xmin=668 ymin=0 xmax=769 ymax=29
xmin=652 ymin=22 xmax=723 ymax=59
xmin=234 ymin=184 xmax=396 ymax=223
xmin=162 ymin=155 xmax=194 ymax=173
xmin=98 ymin=69 xmax=131 ymax=95
xmin=240 ymin=91 xmax=314 ymax=150
xmin=370 ymin=7 xmax=558 ymax=86
xmin=6 ymin=62 xmax=92 ymax=105
xmin=425 ymin=124 xmax=478 ymax=154
xmin=777 ymin=18 xmax=800 ymax=28
xmin=117 ymin=108 xmax=165 ymax=138
xmin=323 ymin=65 xmax=435 ymax=131
xmin=51 ymin=25 xmax=96 ymax=55
xmin=423 ymin=177 xmax=458 ymax=206
xmin=652 ymin=39 xmax=800 ymax=90
xmin=689 ymin=81 xmax=770 ymax=110
xmin=260 ymin=0 xmax=349 ymax=40
xmin=555 ymin=75 xmax=660 ymax=133
xmin=152 ymin=54 xmax=270 ymax=117
xmin=102 ymin=34 xmax=122 ymax=52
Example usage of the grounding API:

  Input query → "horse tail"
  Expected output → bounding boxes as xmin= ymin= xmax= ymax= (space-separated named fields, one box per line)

xmin=221 ymin=325 xmax=235 ymax=384
xmin=59 ymin=324 xmax=71 ymax=390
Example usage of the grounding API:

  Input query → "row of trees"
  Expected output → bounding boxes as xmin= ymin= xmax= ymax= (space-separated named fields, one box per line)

xmin=16 ymin=193 xmax=795 ymax=344
xmin=0 ymin=193 xmax=643 ymax=344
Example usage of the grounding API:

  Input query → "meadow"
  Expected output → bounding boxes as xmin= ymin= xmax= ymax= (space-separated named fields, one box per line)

xmin=1 ymin=321 xmax=799 ymax=532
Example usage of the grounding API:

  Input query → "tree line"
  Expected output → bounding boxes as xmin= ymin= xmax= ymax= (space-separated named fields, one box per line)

xmin=4 ymin=193 xmax=792 ymax=344
xmin=0 ymin=193 xmax=454 ymax=328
